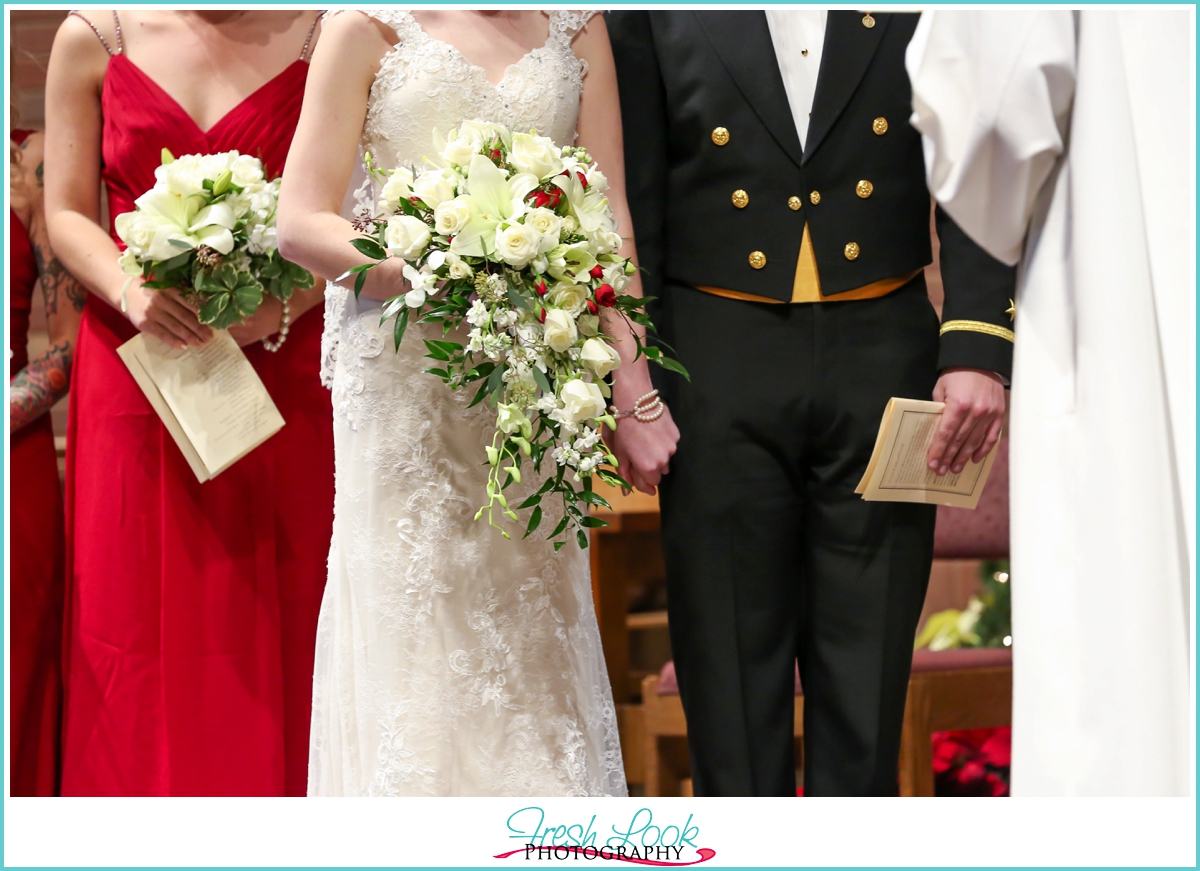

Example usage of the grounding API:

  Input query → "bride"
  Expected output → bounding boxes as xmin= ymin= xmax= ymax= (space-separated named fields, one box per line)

xmin=277 ymin=10 xmax=679 ymax=796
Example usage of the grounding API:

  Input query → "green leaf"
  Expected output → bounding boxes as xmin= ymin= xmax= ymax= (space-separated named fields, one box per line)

xmin=531 ymin=366 xmax=552 ymax=396
xmin=486 ymin=363 xmax=507 ymax=396
xmin=577 ymin=515 xmax=609 ymax=528
xmin=516 ymin=493 xmax=542 ymax=510
xmin=351 ymin=237 xmax=388 ymax=261
xmin=197 ymin=294 xmax=230 ymax=326
xmin=548 ymin=514 xmax=570 ymax=541
xmin=467 ymin=380 xmax=491 ymax=408
xmin=393 ymin=306 xmax=410 ymax=351
xmin=577 ymin=529 xmax=590 ymax=549
xmin=354 ymin=270 xmax=367 ymax=299
xmin=464 ymin=361 xmax=495 ymax=384
xmin=655 ymin=356 xmax=691 ymax=379
xmin=423 ymin=339 xmax=450 ymax=361
xmin=168 ymin=238 xmax=193 ymax=250
xmin=523 ymin=505 xmax=543 ymax=538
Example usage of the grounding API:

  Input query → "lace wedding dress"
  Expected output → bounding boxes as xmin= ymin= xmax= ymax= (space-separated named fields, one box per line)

xmin=312 ymin=9 xmax=626 ymax=797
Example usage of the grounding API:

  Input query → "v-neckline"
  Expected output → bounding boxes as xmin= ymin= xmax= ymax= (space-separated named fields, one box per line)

xmin=403 ymin=12 xmax=555 ymax=89
xmin=115 ymin=54 xmax=305 ymax=137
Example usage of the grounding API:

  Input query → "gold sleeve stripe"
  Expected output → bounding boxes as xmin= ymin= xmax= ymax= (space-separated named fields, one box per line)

xmin=939 ymin=320 xmax=1015 ymax=343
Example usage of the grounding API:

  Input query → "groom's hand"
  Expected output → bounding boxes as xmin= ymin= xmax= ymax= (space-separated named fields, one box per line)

xmin=927 ymin=367 xmax=1007 ymax=476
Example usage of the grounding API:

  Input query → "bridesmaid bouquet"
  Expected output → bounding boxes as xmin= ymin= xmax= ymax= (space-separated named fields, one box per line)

xmin=343 ymin=121 xmax=686 ymax=549
xmin=115 ymin=148 xmax=314 ymax=330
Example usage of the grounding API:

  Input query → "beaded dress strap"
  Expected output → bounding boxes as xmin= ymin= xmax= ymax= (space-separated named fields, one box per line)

xmin=300 ymin=12 xmax=321 ymax=61
xmin=69 ymin=9 xmax=123 ymax=56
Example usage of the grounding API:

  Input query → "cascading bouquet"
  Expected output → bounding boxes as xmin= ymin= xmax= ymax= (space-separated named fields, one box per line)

xmin=115 ymin=148 xmax=314 ymax=331
xmin=342 ymin=121 xmax=686 ymax=549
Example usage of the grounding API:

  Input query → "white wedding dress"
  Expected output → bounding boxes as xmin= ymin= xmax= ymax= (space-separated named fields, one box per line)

xmin=311 ymin=9 xmax=625 ymax=797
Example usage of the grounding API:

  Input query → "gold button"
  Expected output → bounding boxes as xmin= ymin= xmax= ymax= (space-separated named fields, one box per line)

xmin=844 ymin=242 xmax=860 ymax=260
xmin=873 ymin=117 xmax=888 ymax=135
xmin=862 ymin=13 xmax=875 ymax=28
xmin=711 ymin=127 xmax=730 ymax=146
xmin=856 ymin=180 xmax=874 ymax=199
xmin=749 ymin=251 xmax=767 ymax=269
xmin=788 ymin=196 xmax=802 ymax=211
xmin=809 ymin=190 xmax=821 ymax=206
xmin=731 ymin=189 xmax=749 ymax=209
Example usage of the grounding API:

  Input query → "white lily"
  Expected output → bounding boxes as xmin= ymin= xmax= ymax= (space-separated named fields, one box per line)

xmin=451 ymin=155 xmax=539 ymax=258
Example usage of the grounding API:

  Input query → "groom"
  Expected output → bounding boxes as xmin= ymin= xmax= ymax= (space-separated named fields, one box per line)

xmin=607 ymin=10 xmax=1016 ymax=796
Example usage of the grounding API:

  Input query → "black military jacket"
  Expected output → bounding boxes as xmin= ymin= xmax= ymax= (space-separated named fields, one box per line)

xmin=608 ymin=10 xmax=1017 ymax=378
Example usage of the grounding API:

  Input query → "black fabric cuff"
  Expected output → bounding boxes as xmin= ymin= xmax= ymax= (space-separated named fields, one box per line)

xmin=937 ymin=331 xmax=1014 ymax=382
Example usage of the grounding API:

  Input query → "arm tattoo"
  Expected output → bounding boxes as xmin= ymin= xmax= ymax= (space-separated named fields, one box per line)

xmin=10 ymin=341 xmax=72 ymax=433
xmin=35 ymin=159 xmax=43 ymax=188
xmin=32 ymin=223 xmax=88 ymax=315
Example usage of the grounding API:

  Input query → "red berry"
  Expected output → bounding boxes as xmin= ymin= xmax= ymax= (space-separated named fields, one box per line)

xmin=589 ymin=265 xmax=604 ymax=279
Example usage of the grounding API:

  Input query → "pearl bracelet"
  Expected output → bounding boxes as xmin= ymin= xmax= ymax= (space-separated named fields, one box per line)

xmin=262 ymin=299 xmax=291 ymax=353
xmin=609 ymin=389 xmax=666 ymax=423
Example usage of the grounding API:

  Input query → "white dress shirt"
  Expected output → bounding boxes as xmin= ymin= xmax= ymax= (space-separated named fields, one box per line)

xmin=765 ymin=10 xmax=828 ymax=150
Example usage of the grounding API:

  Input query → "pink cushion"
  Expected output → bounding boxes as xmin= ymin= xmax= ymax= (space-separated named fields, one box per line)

xmin=911 ymin=646 xmax=1012 ymax=673
xmin=655 ymin=647 xmax=1011 ymax=696
xmin=933 ymin=437 xmax=1010 ymax=560
xmin=657 ymin=660 xmax=802 ymax=696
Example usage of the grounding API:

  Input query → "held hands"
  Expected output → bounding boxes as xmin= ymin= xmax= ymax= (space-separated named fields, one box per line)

xmin=603 ymin=381 xmax=680 ymax=496
xmin=927 ymin=367 xmax=1007 ymax=476
xmin=125 ymin=281 xmax=212 ymax=350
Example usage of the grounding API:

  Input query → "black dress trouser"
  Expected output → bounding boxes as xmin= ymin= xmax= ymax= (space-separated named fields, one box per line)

xmin=655 ymin=275 xmax=939 ymax=796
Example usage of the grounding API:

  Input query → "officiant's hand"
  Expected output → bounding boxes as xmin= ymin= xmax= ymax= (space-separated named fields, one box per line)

xmin=229 ymin=296 xmax=284 ymax=347
xmin=927 ymin=367 xmax=1007 ymax=476
xmin=126 ymin=282 xmax=212 ymax=350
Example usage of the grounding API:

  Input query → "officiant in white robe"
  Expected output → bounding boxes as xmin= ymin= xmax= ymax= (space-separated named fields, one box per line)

xmin=906 ymin=9 xmax=1193 ymax=796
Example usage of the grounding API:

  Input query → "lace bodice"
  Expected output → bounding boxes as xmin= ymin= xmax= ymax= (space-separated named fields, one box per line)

xmin=321 ymin=9 xmax=595 ymax=387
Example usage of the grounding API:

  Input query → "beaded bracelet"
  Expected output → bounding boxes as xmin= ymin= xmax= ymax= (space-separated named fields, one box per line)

xmin=262 ymin=299 xmax=291 ymax=353
xmin=609 ymin=389 xmax=666 ymax=423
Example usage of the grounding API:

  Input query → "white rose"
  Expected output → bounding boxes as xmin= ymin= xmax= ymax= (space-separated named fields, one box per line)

xmin=385 ymin=214 xmax=432 ymax=259
xmin=542 ymin=308 xmax=578 ymax=353
xmin=549 ymin=283 xmax=589 ymax=316
xmin=381 ymin=166 xmax=415 ymax=209
xmin=117 ymin=247 xmax=141 ymax=277
xmin=595 ymin=230 xmax=625 ymax=255
xmin=495 ymin=222 xmax=542 ymax=269
xmin=411 ymin=169 xmax=457 ymax=210
xmin=602 ymin=264 xmax=632 ymax=294
xmin=156 ymin=155 xmax=207 ymax=197
xmin=585 ymin=167 xmax=610 ymax=192
xmin=445 ymin=251 xmax=474 ymax=279
xmin=509 ymin=132 xmax=563 ymax=179
xmin=559 ymin=379 xmax=607 ymax=424
xmin=525 ymin=207 xmax=562 ymax=243
xmin=580 ymin=338 xmax=622 ymax=378
xmin=228 ymin=153 xmax=265 ymax=189
xmin=433 ymin=197 xmax=473 ymax=236
xmin=441 ymin=121 xmax=508 ymax=166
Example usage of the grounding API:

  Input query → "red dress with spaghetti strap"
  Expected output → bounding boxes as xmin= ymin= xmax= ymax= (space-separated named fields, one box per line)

xmin=62 ymin=25 xmax=333 ymax=795
xmin=10 ymin=128 xmax=65 ymax=797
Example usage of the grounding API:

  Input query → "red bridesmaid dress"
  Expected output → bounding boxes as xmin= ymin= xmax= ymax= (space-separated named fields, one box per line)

xmin=10 ymin=128 xmax=65 ymax=797
xmin=62 ymin=16 xmax=333 ymax=796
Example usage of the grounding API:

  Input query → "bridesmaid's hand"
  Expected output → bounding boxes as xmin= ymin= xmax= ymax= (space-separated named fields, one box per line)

xmin=228 ymin=296 xmax=284 ymax=347
xmin=125 ymin=282 xmax=212 ymax=350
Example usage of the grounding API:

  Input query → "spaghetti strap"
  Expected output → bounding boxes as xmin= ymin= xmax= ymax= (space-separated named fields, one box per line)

xmin=69 ymin=9 xmax=123 ymax=56
xmin=300 ymin=12 xmax=322 ymax=61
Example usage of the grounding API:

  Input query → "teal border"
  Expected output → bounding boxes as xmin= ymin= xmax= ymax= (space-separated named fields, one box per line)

xmin=2 ymin=2 xmax=1197 ymax=870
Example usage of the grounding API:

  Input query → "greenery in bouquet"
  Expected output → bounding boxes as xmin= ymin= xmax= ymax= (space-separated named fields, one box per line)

xmin=341 ymin=121 xmax=687 ymax=549
xmin=914 ymin=560 xmax=1012 ymax=651
xmin=115 ymin=148 xmax=314 ymax=330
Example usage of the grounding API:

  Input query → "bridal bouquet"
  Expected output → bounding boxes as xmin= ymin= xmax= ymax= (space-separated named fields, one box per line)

xmin=343 ymin=121 xmax=685 ymax=549
xmin=115 ymin=148 xmax=314 ymax=330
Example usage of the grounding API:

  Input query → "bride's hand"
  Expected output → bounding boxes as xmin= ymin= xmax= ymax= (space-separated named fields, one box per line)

xmin=604 ymin=403 xmax=680 ymax=496
xmin=125 ymin=281 xmax=212 ymax=350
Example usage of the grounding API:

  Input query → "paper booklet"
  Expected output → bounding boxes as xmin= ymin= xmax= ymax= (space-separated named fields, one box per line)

xmin=116 ymin=330 xmax=285 ymax=483
xmin=855 ymin=397 xmax=999 ymax=509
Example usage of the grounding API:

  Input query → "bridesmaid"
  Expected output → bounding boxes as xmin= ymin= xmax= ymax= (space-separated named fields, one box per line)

xmin=9 ymin=126 xmax=85 ymax=796
xmin=43 ymin=10 xmax=333 ymax=796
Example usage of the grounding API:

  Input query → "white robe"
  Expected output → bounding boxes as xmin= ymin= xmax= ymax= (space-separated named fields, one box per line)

xmin=906 ymin=10 xmax=1193 ymax=796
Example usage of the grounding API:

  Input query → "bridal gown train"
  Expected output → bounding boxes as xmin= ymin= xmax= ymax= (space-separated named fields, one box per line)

xmin=312 ymin=9 xmax=626 ymax=796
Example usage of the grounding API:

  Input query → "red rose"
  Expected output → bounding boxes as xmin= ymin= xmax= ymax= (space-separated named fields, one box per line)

xmin=535 ymin=280 xmax=548 ymax=297
xmin=589 ymin=265 xmax=605 ymax=279
xmin=586 ymin=299 xmax=598 ymax=315
xmin=577 ymin=171 xmax=589 ymax=189
xmin=595 ymin=284 xmax=617 ymax=307
xmin=538 ymin=308 xmax=547 ymax=324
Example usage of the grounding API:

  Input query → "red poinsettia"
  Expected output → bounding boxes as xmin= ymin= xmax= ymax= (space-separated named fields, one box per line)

xmin=932 ymin=727 xmax=1011 ymax=796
